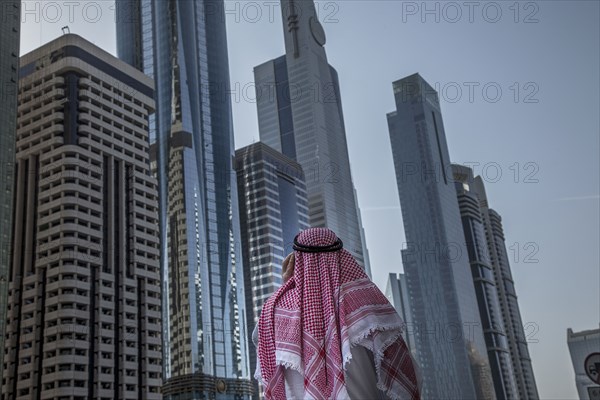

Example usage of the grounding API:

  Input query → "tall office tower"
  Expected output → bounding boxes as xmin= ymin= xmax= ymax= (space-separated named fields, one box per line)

xmin=354 ymin=187 xmax=372 ymax=277
xmin=568 ymin=327 xmax=600 ymax=400
xmin=452 ymin=165 xmax=519 ymax=400
xmin=115 ymin=1 xmax=252 ymax=398
xmin=254 ymin=0 xmax=368 ymax=268
xmin=2 ymin=34 xmax=162 ymax=399
xmin=387 ymin=73 xmax=495 ymax=400
xmin=466 ymin=172 xmax=540 ymax=399
xmin=385 ymin=273 xmax=416 ymax=355
xmin=235 ymin=142 xmax=309 ymax=398
xmin=0 ymin=0 xmax=21 ymax=385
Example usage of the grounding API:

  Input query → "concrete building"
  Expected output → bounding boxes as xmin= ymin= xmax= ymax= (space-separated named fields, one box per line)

xmin=568 ymin=327 xmax=600 ymax=400
xmin=235 ymin=142 xmax=309 ymax=398
xmin=0 ymin=0 xmax=21 ymax=386
xmin=387 ymin=73 xmax=494 ymax=399
xmin=2 ymin=34 xmax=162 ymax=399
xmin=254 ymin=0 xmax=369 ymax=270
xmin=116 ymin=1 xmax=252 ymax=398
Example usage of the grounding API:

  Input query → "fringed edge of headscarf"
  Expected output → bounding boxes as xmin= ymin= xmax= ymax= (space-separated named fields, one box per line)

xmin=372 ymin=330 xmax=410 ymax=399
xmin=257 ymin=316 xmax=417 ymax=399
xmin=256 ymin=349 xmax=304 ymax=387
xmin=343 ymin=318 xmax=420 ymax=400
xmin=342 ymin=322 xmax=406 ymax=367
xmin=274 ymin=349 xmax=304 ymax=372
xmin=374 ymin=331 xmax=421 ymax=400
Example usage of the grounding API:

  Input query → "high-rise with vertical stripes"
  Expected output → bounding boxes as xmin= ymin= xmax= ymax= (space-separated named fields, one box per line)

xmin=453 ymin=165 xmax=539 ymax=400
xmin=3 ymin=34 xmax=162 ymax=400
xmin=0 ymin=0 xmax=21 ymax=387
xmin=115 ymin=0 xmax=252 ymax=398
xmin=235 ymin=142 xmax=310 ymax=398
xmin=453 ymin=164 xmax=521 ymax=400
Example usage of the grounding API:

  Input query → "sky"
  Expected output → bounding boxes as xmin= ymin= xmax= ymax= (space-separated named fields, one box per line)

xmin=19 ymin=1 xmax=599 ymax=398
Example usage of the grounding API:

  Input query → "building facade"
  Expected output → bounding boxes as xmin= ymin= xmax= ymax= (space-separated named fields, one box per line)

xmin=568 ymin=327 xmax=600 ymax=400
xmin=3 ymin=34 xmax=162 ymax=399
xmin=468 ymin=174 xmax=540 ymax=399
xmin=354 ymin=187 xmax=372 ymax=278
xmin=0 ymin=0 xmax=21 ymax=386
xmin=235 ymin=142 xmax=309 ymax=398
xmin=387 ymin=73 xmax=494 ymax=399
xmin=254 ymin=0 xmax=369 ymax=269
xmin=116 ymin=1 xmax=252 ymax=398
xmin=385 ymin=272 xmax=416 ymax=355
xmin=453 ymin=164 xmax=520 ymax=400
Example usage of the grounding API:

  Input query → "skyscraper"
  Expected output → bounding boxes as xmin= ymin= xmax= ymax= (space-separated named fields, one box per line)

xmin=254 ymin=0 xmax=369 ymax=269
xmin=0 ymin=0 xmax=20 ymax=385
xmin=453 ymin=164 xmax=520 ymax=400
xmin=115 ymin=1 xmax=252 ymax=398
xmin=354 ymin=187 xmax=373 ymax=278
xmin=387 ymin=73 xmax=495 ymax=399
xmin=235 ymin=142 xmax=309 ymax=398
xmin=467 ymin=172 xmax=540 ymax=399
xmin=568 ymin=327 xmax=600 ymax=400
xmin=385 ymin=272 xmax=416 ymax=355
xmin=3 ymin=34 xmax=162 ymax=399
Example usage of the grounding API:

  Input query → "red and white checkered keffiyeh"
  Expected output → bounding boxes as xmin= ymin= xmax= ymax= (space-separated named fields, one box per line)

xmin=257 ymin=228 xmax=420 ymax=399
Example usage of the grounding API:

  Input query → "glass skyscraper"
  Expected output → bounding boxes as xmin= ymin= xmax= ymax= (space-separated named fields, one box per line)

xmin=116 ymin=1 xmax=252 ymax=398
xmin=235 ymin=142 xmax=309 ymax=399
xmin=453 ymin=164 xmax=520 ymax=400
xmin=254 ymin=0 xmax=369 ymax=270
xmin=0 ymin=0 xmax=20 ymax=385
xmin=387 ymin=73 xmax=495 ymax=399
xmin=462 ymin=169 xmax=540 ymax=400
xmin=385 ymin=272 xmax=416 ymax=356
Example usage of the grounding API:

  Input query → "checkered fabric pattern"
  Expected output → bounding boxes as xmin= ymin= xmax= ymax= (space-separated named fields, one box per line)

xmin=257 ymin=228 xmax=420 ymax=399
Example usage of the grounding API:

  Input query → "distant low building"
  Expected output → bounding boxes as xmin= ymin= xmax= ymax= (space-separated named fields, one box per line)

xmin=568 ymin=327 xmax=600 ymax=400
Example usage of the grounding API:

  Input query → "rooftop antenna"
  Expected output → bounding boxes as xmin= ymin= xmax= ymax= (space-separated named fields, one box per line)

xmin=61 ymin=26 xmax=70 ymax=35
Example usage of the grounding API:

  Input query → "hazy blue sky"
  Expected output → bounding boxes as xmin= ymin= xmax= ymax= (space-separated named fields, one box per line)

xmin=20 ymin=1 xmax=599 ymax=398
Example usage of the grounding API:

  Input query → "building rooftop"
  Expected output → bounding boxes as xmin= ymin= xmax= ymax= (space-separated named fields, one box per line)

xmin=19 ymin=33 xmax=153 ymax=89
xmin=568 ymin=327 xmax=600 ymax=341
